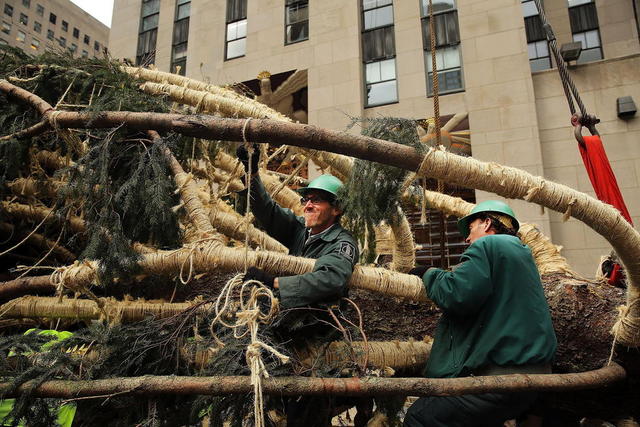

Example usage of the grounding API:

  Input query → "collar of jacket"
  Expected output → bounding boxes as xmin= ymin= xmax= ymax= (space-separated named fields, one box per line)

xmin=305 ymin=223 xmax=342 ymax=245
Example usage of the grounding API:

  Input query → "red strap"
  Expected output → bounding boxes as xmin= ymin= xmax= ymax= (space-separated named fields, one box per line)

xmin=578 ymin=135 xmax=633 ymax=225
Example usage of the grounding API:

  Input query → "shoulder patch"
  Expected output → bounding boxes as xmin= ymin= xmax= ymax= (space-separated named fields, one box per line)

xmin=337 ymin=241 xmax=357 ymax=264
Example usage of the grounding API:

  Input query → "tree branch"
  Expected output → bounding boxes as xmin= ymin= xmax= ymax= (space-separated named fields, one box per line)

xmin=0 ymin=363 xmax=625 ymax=399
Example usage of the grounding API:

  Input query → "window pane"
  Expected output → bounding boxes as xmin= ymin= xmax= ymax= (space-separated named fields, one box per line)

xmin=535 ymin=40 xmax=548 ymax=57
xmin=17 ymin=30 xmax=26 ymax=42
xmin=173 ymin=18 xmax=189 ymax=44
xmin=522 ymin=1 xmax=538 ymax=18
xmin=421 ymin=0 xmax=455 ymax=15
xmin=379 ymin=58 xmax=396 ymax=80
xmin=585 ymin=29 xmax=600 ymax=48
xmin=142 ymin=14 xmax=159 ymax=31
xmin=36 ymin=4 xmax=43 ymax=16
xmin=568 ymin=0 xmax=592 ymax=6
xmin=236 ymin=19 xmax=247 ymax=38
xmin=47 ymin=29 xmax=53 ymax=39
xmin=177 ymin=3 xmax=190 ymax=20
xmin=73 ymin=28 xmax=79 ymax=38
xmin=286 ymin=21 xmax=308 ymax=44
xmin=287 ymin=3 xmax=308 ymax=25
xmin=227 ymin=0 xmax=247 ymax=22
xmin=20 ymin=14 xmax=28 ymax=25
xmin=142 ymin=0 xmax=160 ymax=16
xmin=362 ymin=26 xmax=395 ymax=61
xmin=524 ymin=15 xmax=545 ymax=42
xmin=441 ymin=69 xmax=463 ymax=91
xmin=31 ymin=39 xmax=40 ymax=49
xmin=226 ymin=37 xmax=245 ymax=58
xmin=577 ymin=47 xmax=602 ymax=63
xmin=34 ymin=21 xmax=41 ymax=32
xmin=1 ymin=22 xmax=10 ymax=34
xmin=226 ymin=22 xmax=237 ymax=40
xmin=572 ymin=32 xmax=586 ymax=46
xmin=49 ymin=13 xmax=56 ymax=24
xmin=59 ymin=37 xmax=66 ymax=47
xmin=23 ymin=0 xmax=31 ymax=7
xmin=173 ymin=43 xmax=187 ymax=59
xmin=441 ymin=45 xmax=460 ymax=68
xmin=4 ymin=5 xmax=13 ymax=17
xmin=363 ymin=0 xmax=392 ymax=11
xmin=569 ymin=3 xmax=599 ymax=32
xmin=527 ymin=42 xmax=537 ymax=59
xmin=366 ymin=80 xmax=397 ymax=106
xmin=364 ymin=5 xmax=393 ymax=30
xmin=365 ymin=61 xmax=381 ymax=83
xmin=530 ymin=56 xmax=551 ymax=71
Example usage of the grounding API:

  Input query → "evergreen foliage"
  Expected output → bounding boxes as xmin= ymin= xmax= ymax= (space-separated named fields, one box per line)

xmin=340 ymin=117 xmax=424 ymax=263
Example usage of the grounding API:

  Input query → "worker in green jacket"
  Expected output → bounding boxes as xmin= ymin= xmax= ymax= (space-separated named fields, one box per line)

xmin=236 ymin=145 xmax=359 ymax=426
xmin=405 ymin=200 xmax=557 ymax=427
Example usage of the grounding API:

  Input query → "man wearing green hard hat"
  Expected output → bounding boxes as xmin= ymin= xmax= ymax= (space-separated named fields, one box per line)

xmin=405 ymin=200 xmax=557 ymax=427
xmin=236 ymin=145 xmax=359 ymax=425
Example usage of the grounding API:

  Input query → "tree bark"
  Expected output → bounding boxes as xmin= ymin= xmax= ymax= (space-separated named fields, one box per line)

xmin=0 ymin=363 xmax=625 ymax=399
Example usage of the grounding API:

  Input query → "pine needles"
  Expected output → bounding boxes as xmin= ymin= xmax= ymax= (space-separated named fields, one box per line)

xmin=340 ymin=117 xmax=423 ymax=262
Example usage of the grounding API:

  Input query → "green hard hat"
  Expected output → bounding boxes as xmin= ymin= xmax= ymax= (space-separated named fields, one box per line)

xmin=298 ymin=174 xmax=343 ymax=199
xmin=457 ymin=200 xmax=519 ymax=239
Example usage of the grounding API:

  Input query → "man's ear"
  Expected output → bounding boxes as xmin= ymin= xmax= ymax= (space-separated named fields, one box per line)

xmin=332 ymin=206 xmax=343 ymax=217
xmin=481 ymin=218 xmax=493 ymax=233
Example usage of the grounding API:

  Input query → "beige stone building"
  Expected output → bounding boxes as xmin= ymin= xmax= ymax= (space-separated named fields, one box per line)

xmin=108 ymin=0 xmax=640 ymax=277
xmin=1 ymin=0 xmax=109 ymax=58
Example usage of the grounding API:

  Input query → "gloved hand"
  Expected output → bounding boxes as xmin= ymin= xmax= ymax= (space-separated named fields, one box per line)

xmin=243 ymin=267 xmax=275 ymax=288
xmin=236 ymin=144 xmax=260 ymax=174
xmin=408 ymin=265 xmax=432 ymax=278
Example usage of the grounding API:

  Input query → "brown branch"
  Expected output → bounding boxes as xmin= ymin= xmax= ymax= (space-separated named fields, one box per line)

xmin=0 ymin=275 xmax=54 ymax=303
xmin=0 ymin=79 xmax=54 ymax=116
xmin=0 ymin=120 xmax=50 ymax=142
xmin=0 ymin=363 xmax=625 ymax=399
xmin=0 ymin=222 xmax=75 ymax=263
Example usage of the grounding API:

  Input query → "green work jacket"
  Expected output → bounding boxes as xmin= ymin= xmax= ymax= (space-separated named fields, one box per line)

xmin=247 ymin=176 xmax=358 ymax=309
xmin=422 ymin=234 xmax=557 ymax=378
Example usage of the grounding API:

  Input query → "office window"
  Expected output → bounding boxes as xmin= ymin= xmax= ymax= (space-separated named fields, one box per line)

xmin=94 ymin=40 xmax=99 ymax=51
xmin=16 ymin=30 xmax=25 ymax=42
xmin=522 ymin=0 xmax=551 ymax=71
xmin=1 ymin=21 xmax=10 ymax=34
xmin=19 ymin=13 xmax=27 ymax=25
xmin=421 ymin=0 xmax=463 ymax=95
xmin=4 ymin=4 xmax=13 ymax=17
xmin=33 ymin=21 xmax=40 ymax=32
xmin=225 ymin=0 xmax=247 ymax=59
xmin=83 ymin=34 xmax=89 ymax=44
xmin=285 ymin=0 xmax=308 ymax=45
xmin=81 ymin=49 xmax=88 ymax=57
xmin=72 ymin=27 xmax=79 ymax=38
xmin=59 ymin=36 xmax=65 ymax=47
xmin=36 ymin=4 xmax=43 ymax=16
xmin=362 ymin=0 xmax=397 ymax=107
xmin=49 ymin=12 xmax=56 ymax=24
xmin=61 ymin=20 xmax=68 ymax=31
xmin=23 ymin=0 xmax=30 ymax=7
xmin=31 ymin=38 xmax=39 ymax=49
xmin=361 ymin=1 xmax=396 ymax=102
xmin=137 ymin=0 xmax=160 ymax=65
xmin=47 ymin=29 xmax=53 ymax=39
xmin=568 ymin=0 xmax=603 ymax=63
xmin=69 ymin=42 xmax=77 ymax=53
xmin=171 ymin=0 xmax=190 ymax=75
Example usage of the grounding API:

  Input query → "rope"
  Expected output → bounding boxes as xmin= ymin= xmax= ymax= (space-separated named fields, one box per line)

xmin=242 ymin=118 xmax=253 ymax=272
xmin=532 ymin=0 xmax=587 ymax=117
xmin=608 ymin=299 xmax=640 ymax=363
xmin=209 ymin=274 xmax=289 ymax=427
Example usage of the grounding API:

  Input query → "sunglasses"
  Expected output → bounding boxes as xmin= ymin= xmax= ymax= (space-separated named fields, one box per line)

xmin=300 ymin=195 xmax=328 ymax=205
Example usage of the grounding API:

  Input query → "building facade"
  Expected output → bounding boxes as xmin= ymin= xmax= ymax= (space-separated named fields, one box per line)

xmin=1 ymin=0 xmax=109 ymax=58
xmin=108 ymin=0 xmax=640 ymax=277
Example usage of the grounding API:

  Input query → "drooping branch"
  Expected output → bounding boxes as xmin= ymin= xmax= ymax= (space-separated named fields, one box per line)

xmin=0 ymin=362 xmax=625 ymax=399
xmin=0 ymin=222 xmax=75 ymax=263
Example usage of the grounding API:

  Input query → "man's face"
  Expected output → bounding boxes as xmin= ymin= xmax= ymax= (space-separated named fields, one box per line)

xmin=466 ymin=217 xmax=492 ymax=244
xmin=301 ymin=190 xmax=342 ymax=234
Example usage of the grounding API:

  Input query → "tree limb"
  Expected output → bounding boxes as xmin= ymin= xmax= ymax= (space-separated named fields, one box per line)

xmin=0 ymin=363 xmax=625 ymax=399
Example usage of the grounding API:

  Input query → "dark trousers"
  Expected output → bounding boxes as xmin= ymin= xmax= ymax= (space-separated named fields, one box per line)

xmin=403 ymin=392 xmax=537 ymax=427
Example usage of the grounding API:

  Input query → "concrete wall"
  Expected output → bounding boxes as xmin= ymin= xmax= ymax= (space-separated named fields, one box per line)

xmin=1 ymin=0 xmax=108 ymax=56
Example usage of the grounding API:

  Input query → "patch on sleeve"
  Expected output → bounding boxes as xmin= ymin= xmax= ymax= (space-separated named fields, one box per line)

xmin=337 ymin=242 xmax=357 ymax=264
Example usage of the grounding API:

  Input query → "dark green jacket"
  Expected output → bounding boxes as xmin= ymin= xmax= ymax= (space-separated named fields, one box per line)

xmin=247 ymin=176 xmax=358 ymax=309
xmin=422 ymin=234 xmax=557 ymax=378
